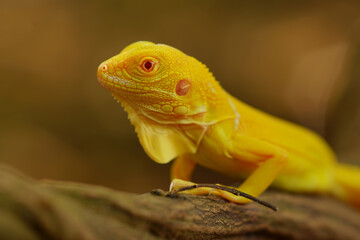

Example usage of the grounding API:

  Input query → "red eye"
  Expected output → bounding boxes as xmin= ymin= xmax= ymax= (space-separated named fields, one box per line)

xmin=101 ymin=64 xmax=108 ymax=71
xmin=141 ymin=60 xmax=155 ymax=72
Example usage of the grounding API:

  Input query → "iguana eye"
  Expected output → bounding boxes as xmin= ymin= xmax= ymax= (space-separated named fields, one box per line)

xmin=141 ymin=60 xmax=155 ymax=72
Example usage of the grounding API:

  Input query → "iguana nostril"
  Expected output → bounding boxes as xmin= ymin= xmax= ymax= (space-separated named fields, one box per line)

xmin=100 ymin=64 xmax=108 ymax=72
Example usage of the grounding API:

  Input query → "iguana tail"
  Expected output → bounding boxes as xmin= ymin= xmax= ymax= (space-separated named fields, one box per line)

xmin=333 ymin=163 xmax=360 ymax=209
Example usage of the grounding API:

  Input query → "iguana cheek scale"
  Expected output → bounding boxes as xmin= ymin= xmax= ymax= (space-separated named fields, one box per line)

xmin=97 ymin=41 xmax=360 ymax=209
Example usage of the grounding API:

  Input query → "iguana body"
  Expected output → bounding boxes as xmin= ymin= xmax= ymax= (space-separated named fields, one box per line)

xmin=97 ymin=41 xmax=360 ymax=209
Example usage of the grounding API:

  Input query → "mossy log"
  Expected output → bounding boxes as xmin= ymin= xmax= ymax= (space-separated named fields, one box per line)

xmin=0 ymin=165 xmax=359 ymax=240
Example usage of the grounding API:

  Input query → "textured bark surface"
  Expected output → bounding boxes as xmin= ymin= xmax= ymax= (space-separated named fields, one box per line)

xmin=0 ymin=164 xmax=359 ymax=240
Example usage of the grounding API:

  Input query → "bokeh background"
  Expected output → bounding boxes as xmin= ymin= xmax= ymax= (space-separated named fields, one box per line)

xmin=1 ymin=0 xmax=360 ymax=193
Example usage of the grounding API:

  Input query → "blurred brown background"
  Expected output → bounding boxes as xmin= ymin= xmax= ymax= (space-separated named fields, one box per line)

xmin=0 ymin=0 xmax=359 ymax=193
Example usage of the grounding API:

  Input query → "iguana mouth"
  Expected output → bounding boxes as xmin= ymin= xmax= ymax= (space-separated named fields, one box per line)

xmin=97 ymin=77 xmax=152 ymax=94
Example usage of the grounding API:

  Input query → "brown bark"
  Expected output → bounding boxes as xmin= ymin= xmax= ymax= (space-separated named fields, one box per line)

xmin=0 ymin=164 xmax=359 ymax=240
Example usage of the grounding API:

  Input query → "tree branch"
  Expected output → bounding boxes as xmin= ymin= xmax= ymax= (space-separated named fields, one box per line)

xmin=0 ymin=164 xmax=359 ymax=240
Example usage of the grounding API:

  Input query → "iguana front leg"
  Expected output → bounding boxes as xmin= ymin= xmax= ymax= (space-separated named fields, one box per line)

xmin=170 ymin=134 xmax=289 ymax=204
xmin=170 ymin=155 xmax=196 ymax=181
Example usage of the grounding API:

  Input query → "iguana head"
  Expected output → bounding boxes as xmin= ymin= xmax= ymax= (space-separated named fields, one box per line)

xmin=97 ymin=41 xmax=235 ymax=163
xmin=97 ymin=41 xmax=225 ymax=123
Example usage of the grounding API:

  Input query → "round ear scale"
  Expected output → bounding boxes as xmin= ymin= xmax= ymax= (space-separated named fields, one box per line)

xmin=176 ymin=79 xmax=191 ymax=96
